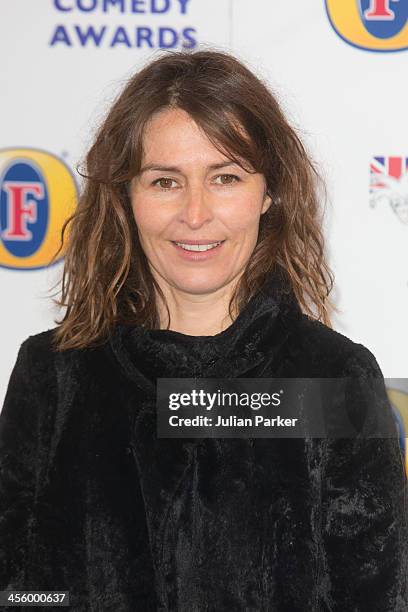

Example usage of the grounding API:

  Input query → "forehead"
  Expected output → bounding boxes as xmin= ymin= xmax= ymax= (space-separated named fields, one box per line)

xmin=143 ymin=108 xmax=216 ymax=154
xmin=141 ymin=107 xmax=253 ymax=170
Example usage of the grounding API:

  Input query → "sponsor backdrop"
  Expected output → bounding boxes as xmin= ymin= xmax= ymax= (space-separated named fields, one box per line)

xmin=1 ymin=1 xmax=407 ymax=474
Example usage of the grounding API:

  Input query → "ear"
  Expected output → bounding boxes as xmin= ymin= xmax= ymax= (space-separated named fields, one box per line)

xmin=261 ymin=191 xmax=273 ymax=215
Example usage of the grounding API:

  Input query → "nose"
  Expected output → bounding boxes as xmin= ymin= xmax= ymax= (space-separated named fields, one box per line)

xmin=178 ymin=183 xmax=214 ymax=228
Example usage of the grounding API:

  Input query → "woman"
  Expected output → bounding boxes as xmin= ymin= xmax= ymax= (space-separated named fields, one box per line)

xmin=0 ymin=49 xmax=406 ymax=611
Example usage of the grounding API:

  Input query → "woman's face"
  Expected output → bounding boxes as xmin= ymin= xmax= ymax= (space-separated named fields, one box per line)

xmin=130 ymin=107 xmax=272 ymax=295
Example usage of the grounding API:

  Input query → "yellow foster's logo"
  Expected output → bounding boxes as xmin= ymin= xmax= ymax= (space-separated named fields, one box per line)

xmin=0 ymin=148 xmax=78 ymax=270
xmin=326 ymin=0 xmax=408 ymax=52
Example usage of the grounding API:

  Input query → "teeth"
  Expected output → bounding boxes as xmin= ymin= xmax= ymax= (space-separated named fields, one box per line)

xmin=175 ymin=241 xmax=222 ymax=252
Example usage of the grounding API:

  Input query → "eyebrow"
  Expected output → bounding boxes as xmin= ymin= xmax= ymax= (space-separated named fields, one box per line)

xmin=138 ymin=161 xmax=241 ymax=175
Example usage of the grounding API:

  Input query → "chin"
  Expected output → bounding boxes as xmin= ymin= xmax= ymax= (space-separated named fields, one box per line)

xmin=166 ymin=275 xmax=231 ymax=295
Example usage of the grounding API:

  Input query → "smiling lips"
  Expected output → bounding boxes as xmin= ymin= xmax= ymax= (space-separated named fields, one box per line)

xmin=173 ymin=240 xmax=224 ymax=252
xmin=171 ymin=240 xmax=226 ymax=259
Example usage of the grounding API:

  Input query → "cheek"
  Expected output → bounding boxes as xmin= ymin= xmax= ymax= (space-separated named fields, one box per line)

xmin=131 ymin=198 xmax=170 ymax=235
xmin=219 ymin=195 xmax=264 ymax=232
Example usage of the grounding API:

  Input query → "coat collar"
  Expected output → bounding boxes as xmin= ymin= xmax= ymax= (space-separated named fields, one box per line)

xmin=109 ymin=268 xmax=303 ymax=393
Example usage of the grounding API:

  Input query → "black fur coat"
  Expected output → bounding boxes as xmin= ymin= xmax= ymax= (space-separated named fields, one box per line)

xmin=0 ymin=271 xmax=407 ymax=611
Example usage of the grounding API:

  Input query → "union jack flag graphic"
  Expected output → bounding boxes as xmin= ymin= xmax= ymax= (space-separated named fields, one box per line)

xmin=369 ymin=156 xmax=408 ymax=225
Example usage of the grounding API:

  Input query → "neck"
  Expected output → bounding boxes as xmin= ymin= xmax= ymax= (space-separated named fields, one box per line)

xmin=154 ymin=275 xmax=242 ymax=336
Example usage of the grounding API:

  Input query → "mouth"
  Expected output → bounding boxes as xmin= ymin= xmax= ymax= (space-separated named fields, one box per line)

xmin=171 ymin=240 xmax=226 ymax=252
xmin=170 ymin=239 xmax=226 ymax=260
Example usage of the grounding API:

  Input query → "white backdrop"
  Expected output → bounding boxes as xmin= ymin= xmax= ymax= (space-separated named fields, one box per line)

xmin=1 ymin=1 xmax=407 ymax=412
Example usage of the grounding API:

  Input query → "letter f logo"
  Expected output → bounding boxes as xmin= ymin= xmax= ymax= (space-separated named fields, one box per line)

xmin=1 ymin=181 xmax=44 ymax=240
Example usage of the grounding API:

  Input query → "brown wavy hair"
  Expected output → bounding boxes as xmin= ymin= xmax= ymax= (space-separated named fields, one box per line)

xmin=49 ymin=48 xmax=337 ymax=351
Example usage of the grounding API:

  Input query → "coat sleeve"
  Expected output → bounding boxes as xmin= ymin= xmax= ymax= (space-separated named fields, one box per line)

xmin=320 ymin=345 xmax=408 ymax=611
xmin=0 ymin=338 xmax=39 ymax=592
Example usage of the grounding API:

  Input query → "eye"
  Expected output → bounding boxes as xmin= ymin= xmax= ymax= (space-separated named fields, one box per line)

xmin=151 ymin=174 xmax=241 ymax=191
xmin=214 ymin=174 xmax=241 ymax=185
xmin=152 ymin=177 xmax=178 ymax=190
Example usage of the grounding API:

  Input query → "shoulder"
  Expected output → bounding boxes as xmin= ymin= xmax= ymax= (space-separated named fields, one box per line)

xmin=1 ymin=329 xmax=60 ymax=426
xmin=4 ymin=329 xmax=61 ymax=396
xmin=16 ymin=327 xmax=113 ymax=386
xmin=18 ymin=327 xmax=59 ymax=365
xmin=292 ymin=313 xmax=383 ymax=377
xmin=21 ymin=327 xmax=57 ymax=353
xmin=13 ymin=327 xmax=87 ymax=382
